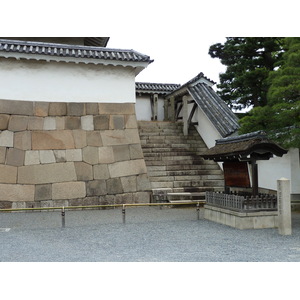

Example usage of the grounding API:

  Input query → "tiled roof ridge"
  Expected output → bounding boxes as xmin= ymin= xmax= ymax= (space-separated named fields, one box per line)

xmin=136 ymin=82 xmax=181 ymax=88
xmin=184 ymin=72 xmax=216 ymax=86
xmin=216 ymin=131 xmax=267 ymax=145
xmin=0 ymin=38 xmax=153 ymax=63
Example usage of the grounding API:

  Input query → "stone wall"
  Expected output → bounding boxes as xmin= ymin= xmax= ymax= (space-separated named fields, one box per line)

xmin=204 ymin=204 xmax=278 ymax=229
xmin=0 ymin=99 xmax=151 ymax=209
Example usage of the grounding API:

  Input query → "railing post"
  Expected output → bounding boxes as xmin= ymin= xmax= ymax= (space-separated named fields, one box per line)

xmin=122 ymin=204 xmax=126 ymax=224
xmin=197 ymin=202 xmax=200 ymax=220
xmin=61 ymin=206 xmax=65 ymax=228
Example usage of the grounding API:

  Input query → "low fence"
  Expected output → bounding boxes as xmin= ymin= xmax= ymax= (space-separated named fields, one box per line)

xmin=206 ymin=191 xmax=277 ymax=212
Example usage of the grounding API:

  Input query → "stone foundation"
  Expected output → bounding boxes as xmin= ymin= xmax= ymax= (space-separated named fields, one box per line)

xmin=204 ymin=204 xmax=278 ymax=229
xmin=0 ymin=99 xmax=151 ymax=209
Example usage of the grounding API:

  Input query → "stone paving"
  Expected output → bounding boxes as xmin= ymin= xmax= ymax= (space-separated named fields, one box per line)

xmin=1 ymin=207 xmax=300 ymax=262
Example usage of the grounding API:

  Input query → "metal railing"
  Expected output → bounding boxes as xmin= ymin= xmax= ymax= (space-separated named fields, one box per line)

xmin=0 ymin=201 xmax=203 ymax=228
xmin=206 ymin=191 xmax=277 ymax=212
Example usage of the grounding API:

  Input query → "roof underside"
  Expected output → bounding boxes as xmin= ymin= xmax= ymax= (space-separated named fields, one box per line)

xmin=201 ymin=132 xmax=288 ymax=162
xmin=188 ymin=82 xmax=240 ymax=137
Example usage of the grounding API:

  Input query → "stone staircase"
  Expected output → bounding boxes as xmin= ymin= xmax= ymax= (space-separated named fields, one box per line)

xmin=138 ymin=121 xmax=224 ymax=204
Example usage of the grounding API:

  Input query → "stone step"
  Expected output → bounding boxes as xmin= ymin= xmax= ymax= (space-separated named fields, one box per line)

xmin=148 ymin=170 xmax=223 ymax=177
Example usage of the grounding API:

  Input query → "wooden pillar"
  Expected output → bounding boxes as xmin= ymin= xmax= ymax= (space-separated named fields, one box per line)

xmin=169 ymin=96 xmax=175 ymax=121
xmin=164 ymin=99 xmax=169 ymax=121
xmin=251 ymin=159 xmax=259 ymax=196
xmin=152 ymin=93 xmax=158 ymax=121
xmin=183 ymin=95 xmax=188 ymax=136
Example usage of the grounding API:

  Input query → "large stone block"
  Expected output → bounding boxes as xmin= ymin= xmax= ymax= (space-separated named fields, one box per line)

xmin=67 ymin=103 xmax=86 ymax=116
xmin=87 ymin=131 xmax=102 ymax=146
xmin=101 ymin=129 xmax=140 ymax=146
xmin=113 ymin=145 xmax=130 ymax=162
xmin=48 ymin=103 xmax=67 ymax=116
xmin=106 ymin=178 xmax=123 ymax=195
xmin=74 ymin=162 xmax=93 ymax=181
xmin=124 ymin=114 xmax=138 ymax=129
xmin=115 ymin=193 xmax=133 ymax=204
xmin=39 ymin=150 xmax=56 ymax=164
xmin=133 ymin=192 xmax=151 ymax=203
xmin=93 ymin=164 xmax=110 ymax=180
xmin=18 ymin=162 xmax=77 ymax=184
xmin=14 ymin=131 xmax=31 ymax=150
xmin=110 ymin=115 xmax=125 ymax=130
xmin=35 ymin=184 xmax=52 ymax=201
xmin=0 ymin=114 xmax=10 ymax=130
xmin=82 ymin=146 xmax=99 ymax=165
xmin=129 ymin=144 xmax=144 ymax=160
xmin=6 ymin=148 xmax=25 ymax=166
xmin=55 ymin=117 xmax=65 ymax=130
xmin=66 ymin=149 xmax=82 ymax=162
xmin=43 ymin=117 xmax=56 ymax=130
xmin=25 ymin=150 xmax=40 ymax=165
xmin=0 ymin=147 xmax=6 ymax=164
xmin=136 ymin=174 xmax=151 ymax=191
xmin=99 ymin=103 xmax=135 ymax=115
xmin=0 ymin=165 xmax=18 ymax=183
xmin=121 ymin=176 xmax=137 ymax=193
xmin=98 ymin=146 xmax=115 ymax=164
xmin=0 ymin=130 xmax=14 ymax=147
xmin=100 ymin=129 xmax=140 ymax=146
xmin=0 ymin=99 xmax=34 ymax=116
xmin=52 ymin=181 xmax=86 ymax=200
xmin=32 ymin=131 xmax=75 ymax=150
xmin=81 ymin=115 xmax=94 ymax=131
xmin=94 ymin=115 xmax=109 ymax=130
xmin=53 ymin=150 xmax=66 ymax=163
xmin=65 ymin=117 xmax=81 ymax=130
xmin=86 ymin=180 xmax=107 ymax=196
xmin=86 ymin=103 xmax=99 ymax=115
xmin=35 ymin=102 xmax=49 ymax=117
xmin=27 ymin=117 xmax=44 ymax=130
xmin=8 ymin=116 xmax=28 ymax=131
xmin=108 ymin=159 xmax=147 ymax=178
xmin=72 ymin=130 xmax=87 ymax=149
xmin=0 ymin=184 xmax=35 ymax=202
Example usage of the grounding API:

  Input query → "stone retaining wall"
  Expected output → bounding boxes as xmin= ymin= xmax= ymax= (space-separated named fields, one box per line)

xmin=204 ymin=204 xmax=278 ymax=229
xmin=0 ymin=99 xmax=151 ymax=209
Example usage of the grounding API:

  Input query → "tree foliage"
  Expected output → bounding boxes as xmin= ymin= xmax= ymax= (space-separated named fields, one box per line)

xmin=209 ymin=37 xmax=284 ymax=110
xmin=239 ymin=38 xmax=300 ymax=148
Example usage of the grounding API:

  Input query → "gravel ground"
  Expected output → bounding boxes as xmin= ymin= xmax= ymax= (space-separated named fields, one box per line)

xmin=1 ymin=206 xmax=300 ymax=262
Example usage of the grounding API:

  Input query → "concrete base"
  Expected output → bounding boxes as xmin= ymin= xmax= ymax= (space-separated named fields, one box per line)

xmin=204 ymin=204 xmax=278 ymax=230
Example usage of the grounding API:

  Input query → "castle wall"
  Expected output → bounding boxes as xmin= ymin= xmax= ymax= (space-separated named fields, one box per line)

xmin=0 ymin=100 xmax=151 ymax=209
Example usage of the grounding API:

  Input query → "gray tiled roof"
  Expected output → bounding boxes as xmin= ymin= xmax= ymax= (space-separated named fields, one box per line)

xmin=188 ymin=82 xmax=240 ymax=137
xmin=136 ymin=82 xmax=181 ymax=94
xmin=0 ymin=39 xmax=153 ymax=63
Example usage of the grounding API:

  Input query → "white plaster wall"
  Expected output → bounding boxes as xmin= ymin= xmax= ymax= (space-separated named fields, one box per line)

xmin=135 ymin=95 xmax=165 ymax=121
xmin=0 ymin=59 xmax=136 ymax=103
xmin=290 ymin=148 xmax=300 ymax=194
xmin=258 ymin=152 xmax=292 ymax=192
xmin=192 ymin=106 xmax=222 ymax=149
xmin=136 ymin=95 xmax=152 ymax=120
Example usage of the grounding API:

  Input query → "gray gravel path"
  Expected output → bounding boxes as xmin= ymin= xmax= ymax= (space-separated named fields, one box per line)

xmin=1 ymin=207 xmax=300 ymax=262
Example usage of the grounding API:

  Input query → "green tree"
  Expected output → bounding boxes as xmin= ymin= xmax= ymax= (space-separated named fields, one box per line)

xmin=209 ymin=37 xmax=284 ymax=110
xmin=239 ymin=38 xmax=300 ymax=148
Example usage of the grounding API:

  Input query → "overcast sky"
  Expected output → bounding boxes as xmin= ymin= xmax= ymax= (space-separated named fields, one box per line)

xmin=108 ymin=36 xmax=227 ymax=85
